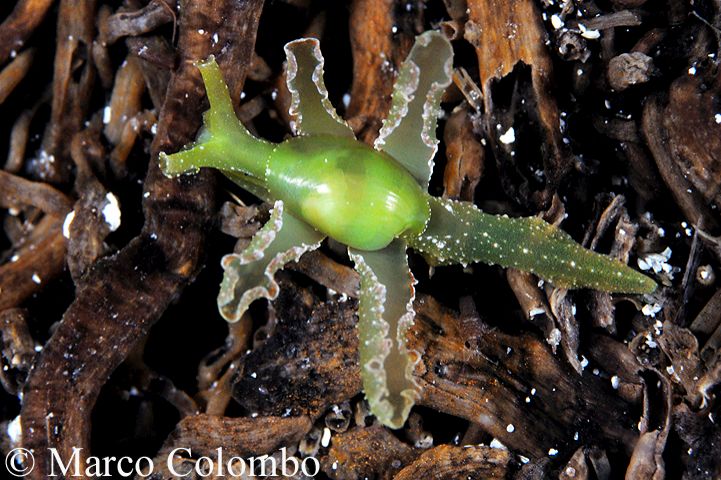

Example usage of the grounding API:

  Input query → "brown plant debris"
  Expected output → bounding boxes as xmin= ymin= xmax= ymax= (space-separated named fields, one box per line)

xmin=465 ymin=0 xmax=571 ymax=209
xmin=320 ymin=424 xmax=417 ymax=479
xmin=232 ymin=281 xmax=362 ymax=419
xmin=394 ymin=444 xmax=510 ymax=480
xmin=152 ymin=414 xmax=312 ymax=479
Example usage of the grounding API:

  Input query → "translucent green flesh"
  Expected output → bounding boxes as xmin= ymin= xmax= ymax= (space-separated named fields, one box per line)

xmin=218 ymin=201 xmax=324 ymax=322
xmin=350 ymin=240 xmax=418 ymax=429
xmin=267 ymin=135 xmax=430 ymax=251
xmin=159 ymin=57 xmax=273 ymax=180
xmin=375 ymin=31 xmax=454 ymax=188
xmin=405 ymin=196 xmax=657 ymax=294
xmin=284 ymin=38 xmax=355 ymax=138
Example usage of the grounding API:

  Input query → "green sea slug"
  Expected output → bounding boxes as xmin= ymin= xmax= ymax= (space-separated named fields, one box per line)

xmin=160 ymin=31 xmax=656 ymax=429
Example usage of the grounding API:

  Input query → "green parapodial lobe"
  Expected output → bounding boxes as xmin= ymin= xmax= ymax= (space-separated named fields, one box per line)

xmin=284 ymin=38 xmax=355 ymax=138
xmin=375 ymin=30 xmax=454 ymax=188
xmin=218 ymin=201 xmax=325 ymax=323
xmin=349 ymin=240 xmax=419 ymax=429
xmin=266 ymin=134 xmax=430 ymax=251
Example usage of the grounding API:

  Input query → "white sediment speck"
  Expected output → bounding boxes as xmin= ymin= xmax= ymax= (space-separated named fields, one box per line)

xmin=578 ymin=23 xmax=600 ymax=39
xmin=62 ymin=210 xmax=76 ymax=239
xmin=7 ymin=416 xmax=21 ymax=444
xmin=102 ymin=193 xmax=121 ymax=232
xmin=321 ymin=427 xmax=332 ymax=448
xmin=642 ymin=303 xmax=662 ymax=317
xmin=638 ymin=247 xmax=672 ymax=274
xmin=506 ymin=424 xmax=515 ymax=433
xmin=581 ymin=29 xmax=600 ymax=39
xmin=490 ymin=438 xmax=507 ymax=450
xmin=551 ymin=14 xmax=564 ymax=29
xmin=31 ymin=273 xmax=41 ymax=284
xmin=499 ymin=127 xmax=515 ymax=144
xmin=547 ymin=328 xmax=562 ymax=347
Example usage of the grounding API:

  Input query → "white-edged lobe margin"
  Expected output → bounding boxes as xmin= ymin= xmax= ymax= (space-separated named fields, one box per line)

xmin=375 ymin=61 xmax=420 ymax=152
xmin=284 ymin=38 xmax=355 ymax=138
xmin=349 ymin=240 xmax=420 ymax=429
xmin=374 ymin=31 xmax=454 ymax=188
xmin=218 ymin=201 xmax=325 ymax=322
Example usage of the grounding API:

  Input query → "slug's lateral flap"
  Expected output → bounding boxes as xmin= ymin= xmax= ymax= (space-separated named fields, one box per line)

xmin=218 ymin=201 xmax=325 ymax=322
xmin=405 ymin=196 xmax=657 ymax=294
xmin=284 ymin=38 xmax=355 ymax=138
xmin=375 ymin=31 xmax=453 ymax=188
xmin=349 ymin=240 xmax=419 ymax=429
